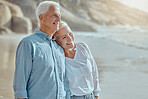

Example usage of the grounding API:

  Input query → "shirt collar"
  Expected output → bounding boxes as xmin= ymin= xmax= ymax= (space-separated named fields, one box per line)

xmin=34 ymin=29 xmax=56 ymax=41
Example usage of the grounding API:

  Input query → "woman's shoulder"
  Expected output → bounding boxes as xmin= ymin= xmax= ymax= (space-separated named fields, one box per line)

xmin=76 ymin=42 xmax=90 ymax=53
xmin=76 ymin=42 xmax=89 ymax=49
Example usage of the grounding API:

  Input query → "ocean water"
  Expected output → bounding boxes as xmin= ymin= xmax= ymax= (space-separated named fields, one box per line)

xmin=75 ymin=25 xmax=148 ymax=73
xmin=74 ymin=25 xmax=148 ymax=50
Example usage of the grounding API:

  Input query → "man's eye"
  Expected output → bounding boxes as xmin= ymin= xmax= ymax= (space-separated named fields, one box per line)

xmin=53 ymin=15 xmax=56 ymax=18
xmin=62 ymin=37 xmax=66 ymax=39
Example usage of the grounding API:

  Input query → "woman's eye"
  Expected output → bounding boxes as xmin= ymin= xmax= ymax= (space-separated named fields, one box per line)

xmin=69 ymin=33 xmax=73 ymax=35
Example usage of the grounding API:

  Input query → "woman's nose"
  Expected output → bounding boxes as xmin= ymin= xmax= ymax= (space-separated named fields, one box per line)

xmin=67 ymin=36 xmax=72 ymax=42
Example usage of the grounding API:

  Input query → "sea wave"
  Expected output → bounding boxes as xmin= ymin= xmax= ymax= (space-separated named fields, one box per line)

xmin=74 ymin=25 xmax=148 ymax=50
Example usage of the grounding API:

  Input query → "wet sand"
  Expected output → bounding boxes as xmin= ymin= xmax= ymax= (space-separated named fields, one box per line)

xmin=0 ymin=34 xmax=26 ymax=99
xmin=0 ymin=34 xmax=148 ymax=99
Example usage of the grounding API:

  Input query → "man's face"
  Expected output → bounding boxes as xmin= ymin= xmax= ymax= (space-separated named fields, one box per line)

xmin=55 ymin=26 xmax=75 ymax=50
xmin=40 ymin=5 xmax=61 ymax=33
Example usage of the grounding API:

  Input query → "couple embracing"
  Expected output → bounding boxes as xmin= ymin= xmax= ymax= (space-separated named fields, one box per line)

xmin=13 ymin=1 xmax=101 ymax=99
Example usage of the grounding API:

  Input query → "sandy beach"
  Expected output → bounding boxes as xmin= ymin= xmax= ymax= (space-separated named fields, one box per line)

xmin=0 ymin=33 xmax=148 ymax=99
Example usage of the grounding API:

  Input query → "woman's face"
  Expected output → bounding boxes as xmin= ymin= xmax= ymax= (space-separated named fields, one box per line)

xmin=55 ymin=26 xmax=75 ymax=50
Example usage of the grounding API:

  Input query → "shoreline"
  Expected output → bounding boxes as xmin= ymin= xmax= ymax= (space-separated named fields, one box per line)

xmin=1 ymin=31 xmax=148 ymax=51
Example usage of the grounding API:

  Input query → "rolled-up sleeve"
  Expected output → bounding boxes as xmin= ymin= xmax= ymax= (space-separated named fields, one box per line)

xmin=13 ymin=40 xmax=33 ymax=99
xmin=83 ymin=43 xmax=101 ymax=96
xmin=91 ymin=56 xmax=101 ymax=96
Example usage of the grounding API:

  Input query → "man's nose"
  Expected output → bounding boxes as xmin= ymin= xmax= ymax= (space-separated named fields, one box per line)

xmin=56 ymin=15 xmax=61 ymax=21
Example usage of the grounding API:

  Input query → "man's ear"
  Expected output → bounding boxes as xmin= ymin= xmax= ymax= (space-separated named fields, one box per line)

xmin=39 ymin=14 xmax=44 ymax=22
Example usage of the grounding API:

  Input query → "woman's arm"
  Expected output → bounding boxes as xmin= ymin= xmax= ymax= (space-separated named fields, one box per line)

xmin=17 ymin=98 xmax=26 ymax=99
xmin=95 ymin=96 xmax=99 ymax=99
xmin=82 ymin=42 xmax=101 ymax=97
xmin=90 ymin=54 xmax=101 ymax=97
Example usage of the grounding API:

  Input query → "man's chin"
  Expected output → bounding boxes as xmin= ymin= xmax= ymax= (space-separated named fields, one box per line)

xmin=52 ymin=27 xmax=59 ymax=32
xmin=56 ymin=27 xmax=60 ymax=30
xmin=55 ymin=27 xmax=59 ymax=32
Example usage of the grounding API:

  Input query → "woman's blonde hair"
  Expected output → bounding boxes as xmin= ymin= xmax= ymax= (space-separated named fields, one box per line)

xmin=59 ymin=21 xmax=69 ymax=29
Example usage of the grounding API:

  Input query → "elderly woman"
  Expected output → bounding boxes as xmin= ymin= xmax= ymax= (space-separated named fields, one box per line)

xmin=54 ymin=21 xmax=101 ymax=99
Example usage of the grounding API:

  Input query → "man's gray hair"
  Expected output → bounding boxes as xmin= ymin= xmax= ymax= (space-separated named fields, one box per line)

xmin=36 ymin=1 xmax=60 ymax=27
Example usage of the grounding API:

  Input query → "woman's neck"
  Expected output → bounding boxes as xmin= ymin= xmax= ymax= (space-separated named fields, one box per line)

xmin=64 ymin=44 xmax=76 ymax=59
xmin=64 ymin=49 xmax=75 ymax=59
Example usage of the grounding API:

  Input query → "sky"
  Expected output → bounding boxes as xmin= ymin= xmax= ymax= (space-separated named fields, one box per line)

xmin=114 ymin=0 xmax=148 ymax=13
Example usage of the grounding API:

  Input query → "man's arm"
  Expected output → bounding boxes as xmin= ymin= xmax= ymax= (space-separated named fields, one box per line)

xmin=13 ymin=40 xmax=33 ymax=99
xmin=64 ymin=71 xmax=71 ymax=99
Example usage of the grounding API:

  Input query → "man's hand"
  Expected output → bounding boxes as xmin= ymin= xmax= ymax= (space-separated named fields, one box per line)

xmin=17 ymin=98 xmax=26 ymax=99
xmin=95 ymin=96 xmax=99 ymax=99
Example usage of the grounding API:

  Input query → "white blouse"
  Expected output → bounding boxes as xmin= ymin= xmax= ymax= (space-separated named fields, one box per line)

xmin=65 ymin=42 xmax=101 ymax=96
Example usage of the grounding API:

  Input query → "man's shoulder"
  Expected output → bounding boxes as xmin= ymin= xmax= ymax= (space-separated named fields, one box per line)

xmin=21 ymin=33 xmax=38 ymax=43
xmin=53 ymin=42 xmax=65 ymax=55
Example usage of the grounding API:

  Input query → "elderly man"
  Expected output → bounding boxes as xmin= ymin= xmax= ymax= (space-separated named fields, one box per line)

xmin=13 ymin=1 xmax=70 ymax=99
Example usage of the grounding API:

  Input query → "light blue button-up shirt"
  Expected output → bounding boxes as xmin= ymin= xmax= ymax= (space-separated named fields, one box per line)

xmin=13 ymin=29 xmax=70 ymax=99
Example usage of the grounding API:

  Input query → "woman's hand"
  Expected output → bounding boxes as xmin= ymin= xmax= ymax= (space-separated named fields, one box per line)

xmin=95 ymin=96 xmax=99 ymax=99
xmin=17 ymin=98 xmax=26 ymax=99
